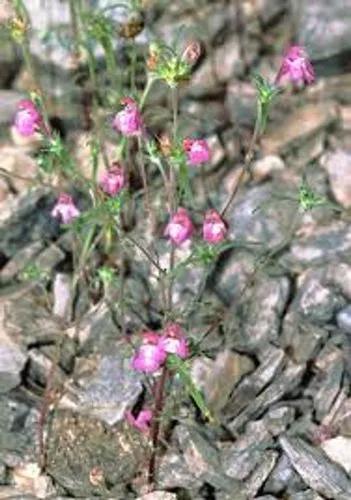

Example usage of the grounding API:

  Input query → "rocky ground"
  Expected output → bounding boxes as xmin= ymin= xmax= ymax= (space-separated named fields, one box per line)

xmin=1 ymin=0 xmax=351 ymax=499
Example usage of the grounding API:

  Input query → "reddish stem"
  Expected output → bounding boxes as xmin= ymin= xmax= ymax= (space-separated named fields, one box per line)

xmin=148 ymin=366 xmax=168 ymax=485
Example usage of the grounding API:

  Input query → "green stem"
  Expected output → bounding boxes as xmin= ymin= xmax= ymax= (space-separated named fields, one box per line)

xmin=103 ymin=39 xmax=120 ymax=100
xmin=220 ymin=113 xmax=260 ymax=217
xmin=139 ymin=77 xmax=155 ymax=110
xmin=130 ymin=40 xmax=137 ymax=95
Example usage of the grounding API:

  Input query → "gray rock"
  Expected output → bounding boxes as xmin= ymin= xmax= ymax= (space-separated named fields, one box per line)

xmin=294 ymin=270 xmax=345 ymax=324
xmin=227 ymin=361 xmax=305 ymax=433
xmin=1 ymin=285 xmax=62 ymax=347
xmin=0 ymin=462 xmax=7 ymax=484
xmin=191 ymin=350 xmax=254 ymax=417
xmin=325 ymin=263 xmax=351 ymax=301
xmin=58 ymin=345 xmax=142 ymax=426
xmin=293 ymin=0 xmax=351 ymax=60
xmin=190 ymin=36 xmax=244 ymax=93
xmin=221 ymin=407 xmax=294 ymax=483
xmin=136 ymin=493 xmax=177 ymax=500
xmin=52 ymin=273 xmax=72 ymax=321
xmin=0 ymin=188 xmax=58 ymax=258
xmin=213 ymin=250 xmax=256 ymax=305
xmin=158 ymin=451 xmax=202 ymax=491
xmin=264 ymin=453 xmax=305 ymax=495
xmin=255 ymin=497 xmax=279 ymax=500
xmin=261 ymin=102 xmax=338 ymax=159
xmin=256 ymin=0 xmax=288 ymax=24
xmin=155 ymin=2 xmax=236 ymax=53
xmin=281 ymin=222 xmax=351 ymax=270
xmin=174 ymin=424 xmax=247 ymax=497
xmin=0 ymin=241 xmax=44 ymax=282
xmin=221 ymin=419 xmax=272 ymax=481
xmin=0 ymin=91 xmax=24 ymax=125
xmin=279 ymin=435 xmax=351 ymax=499
xmin=0 ymin=487 xmax=37 ymax=499
xmin=226 ymin=183 xmax=298 ymax=251
xmin=337 ymin=305 xmax=351 ymax=334
xmin=226 ymin=81 xmax=256 ymax=127
xmin=310 ymin=345 xmax=344 ymax=421
xmin=223 ymin=345 xmax=286 ymax=418
xmin=263 ymin=406 xmax=296 ymax=436
xmin=27 ymin=348 xmax=65 ymax=389
xmin=321 ymin=436 xmax=351 ymax=474
xmin=321 ymin=149 xmax=351 ymax=209
xmin=0 ymin=396 xmax=37 ymax=467
xmin=69 ymin=300 xmax=121 ymax=353
xmin=246 ymin=450 xmax=279 ymax=498
xmin=281 ymin=311 xmax=328 ymax=363
xmin=0 ymin=329 xmax=26 ymax=393
xmin=288 ymin=492 xmax=324 ymax=500
xmin=46 ymin=410 xmax=145 ymax=498
xmin=240 ymin=275 xmax=290 ymax=348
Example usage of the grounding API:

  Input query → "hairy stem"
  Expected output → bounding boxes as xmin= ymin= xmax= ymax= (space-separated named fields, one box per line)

xmin=148 ymin=366 xmax=168 ymax=485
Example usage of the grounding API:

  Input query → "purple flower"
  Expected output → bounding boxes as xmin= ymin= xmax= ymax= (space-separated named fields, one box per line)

xmin=164 ymin=208 xmax=194 ymax=246
xmin=202 ymin=209 xmax=227 ymax=244
xmin=100 ymin=163 xmax=125 ymax=196
xmin=126 ymin=408 xmax=153 ymax=433
xmin=131 ymin=331 xmax=167 ymax=374
xmin=183 ymin=138 xmax=211 ymax=166
xmin=14 ymin=99 xmax=42 ymax=137
xmin=275 ymin=45 xmax=315 ymax=87
xmin=160 ymin=323 xmax=189 ymax=359
xmin=112 ymin=97 xmax=143 ymax=137
xmin=51 ymin=193 xmax=80 ymax=224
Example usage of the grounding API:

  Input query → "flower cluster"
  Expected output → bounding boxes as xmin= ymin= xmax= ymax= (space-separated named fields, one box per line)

xmin=165 ymin=207 xmax=227 ymax=246
xmin=147 ymin=40 xmax=201 ymax=86
xmin=131 ymin=323 xmax=189 ymax=374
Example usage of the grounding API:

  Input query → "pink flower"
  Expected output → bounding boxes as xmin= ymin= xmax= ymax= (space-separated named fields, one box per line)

xmin=112 ymin=97 xmax=143 ymax=137
xmin=14 ymin=99 xmax=42 ymax=137
xmin=100 ymin=163 xmax=125 ymax=196
xmin=131 ymin=331 xmax=167 ymax=374
xmin=164 ymin=208 xmax=194 ymax=246
xmin=126 ymin=408 xmax=153 ymax=433
xmin=51 ymin=193 xmax=80 ymax=224
xmin=202 ymin=209 xmax=227 ymax=244
xmin=183 ymin=138 xmax=211 ymax=166
xmin=160 ymin=323 xmax=189 ymax=359
xmin=275 ymin=45 xmax=315 ymax=87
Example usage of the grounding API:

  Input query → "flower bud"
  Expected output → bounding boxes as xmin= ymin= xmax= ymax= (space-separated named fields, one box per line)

xmin=275 ymin=45 xmax=315 ymax=88
xmin=181 ymin=40 xmax=201 ymax=66
xmin=126 ymin=408 xmax=153 ymax=433
xmin=183 ymin=138 xmax=211 ymax=166
xmin=202 ymin=209 xmax=227 ymax=244
xmin=113 ymin=98 xmax=143 ymax=137
xmin=100 ymin=163 xmax=125 ymax=197
xmin=51 ymin=193 xmax=80 ymax=225
xmin=164 ymin=208 xmax=194 ymax=246
xmin=160 ymin=323 xmax=189 ymax=359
